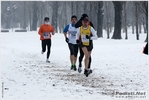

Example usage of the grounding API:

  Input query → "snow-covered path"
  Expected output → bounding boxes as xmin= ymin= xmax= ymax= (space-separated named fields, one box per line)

xmin=0 ymin=31 xmax=148 ymax=100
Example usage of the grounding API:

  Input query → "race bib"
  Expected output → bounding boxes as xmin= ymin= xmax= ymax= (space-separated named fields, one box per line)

xmin=43 ymin=32 xmax=50 ymax=39
xmin=70 ymin=31 xmax=77 ymax=38
xmin=81 ymin=34 xmax=89 ymax=46
xmin=70 ymin=34 xmax=76 ymax=38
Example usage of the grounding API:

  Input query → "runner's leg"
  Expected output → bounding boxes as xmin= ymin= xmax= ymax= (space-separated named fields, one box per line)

xmin=87 ymin=44 xmax=93 ymax=69
xmin=82 ymin=47 xmax=90 ymax=70
xmin=42 ymin=40 xmax=46 ymax=53
xmin=68 ymin=43 xmax=75 ymax=68
xmin=79 ymin=46 xmax=84 ymax=67
xmin=88 ymin=56 xmax=91 ymax=69
xmin=47 ymin=39 xmax=51 ymax=59
xmin=74 ymin=44 xmax=78 ymax=65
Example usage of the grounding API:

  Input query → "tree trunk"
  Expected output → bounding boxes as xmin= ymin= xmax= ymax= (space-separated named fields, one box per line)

xmin=124 ymin=2 xmax=128 ymax=39
xmin=110 ymin=22 xmax=112 ymax=33
xmin=32 ymin=1 xmax=38 ymax=31
xmin=135 ymin=2 xmax=139 ymax=40
xmin=29 ymin=7 xmax=32 ymax=31
xmin=52 ymin=1 xmax=58 ymax=32
xmin=145 ymin=1 xmax=148 ymax=42
xmin=5 ymin=2 xmax=11 ymax=29
xmin=145 ymin=32 xmax=148 ymax=42
xmin=76 ymin=2 xmax=79 ymax=16
xmin=71 ymin=1 xmax=73 ymax=15
xmin=97 ymin=1 xmax=104 ymax=38
xmin=123 ymin=17 xmax=125 ymax=33
xmin=89 ymin=2 xmax=92 ymax=20
xmin=105 ymin=2 xmax=110 ymax=39
xmin=112 ymin=1 xmax=123 ymax=39
xmin=139 ymin=20 xmax=142 ymax=33
xmin=132 ymin=21 xmax=134 ymax=34
xmin=23 ymin=1 xmax=26 ymax=29
xmin=145 ymin=13 xmax=148 ymax=42
xmin=84 ymin=2 xmax=87 ymax=13
xmin=39 ymin=2 xmax=44 ymax=26
xmin=143 ymin=21 xmax=147 ymax=33
xmin=11 ymin=10 xmax=14 ymax=31
xmin=122 ymin=12 xmax=125 ymax=33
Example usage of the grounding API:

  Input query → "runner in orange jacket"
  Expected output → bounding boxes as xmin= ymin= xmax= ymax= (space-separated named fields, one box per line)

xmin=38 ymin=17 xmax=55 ymax=63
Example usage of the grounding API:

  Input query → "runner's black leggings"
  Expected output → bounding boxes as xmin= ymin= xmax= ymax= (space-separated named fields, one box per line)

xmin=42 ymin=39 xmax=51 ymax=59
xmin=79 ymin=46 xmax=91 ymax=69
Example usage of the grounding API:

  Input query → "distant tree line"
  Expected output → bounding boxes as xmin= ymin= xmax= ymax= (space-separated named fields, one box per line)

xmin=1 ymin=1 xmax=148 ymax=42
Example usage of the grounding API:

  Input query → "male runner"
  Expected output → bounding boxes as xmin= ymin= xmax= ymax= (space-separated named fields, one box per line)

xmin=63 ymin=15 xmax=79 ymax=71
xmin=38 ymin=17 xmax=55 ymax=63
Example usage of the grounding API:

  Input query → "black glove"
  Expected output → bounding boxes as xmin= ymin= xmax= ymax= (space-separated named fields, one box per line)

xmin=86 ymin=35 xmax=90 ymax=39
xmin=76 ymin=39 xmax=80 ymax=43
xmin=65 ymin=37 xmax=69 ymax=43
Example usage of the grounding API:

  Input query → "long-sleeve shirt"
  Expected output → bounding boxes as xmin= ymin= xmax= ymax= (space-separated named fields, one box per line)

xmin=38 ymin=24 xmax=54 ymax=40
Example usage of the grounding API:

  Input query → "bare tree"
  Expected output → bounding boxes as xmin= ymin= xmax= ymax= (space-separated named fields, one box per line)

xmin=38 ymin=2 xmax=45 ymax=26
xmin=105 ymin=2 xmax=110 ymax=39
xmin=32 ymin=1 xmax=38 ymax=31
xmin=97 ymin=1 xmax=104 ymax=38
xmin=112 ymin=1 xmax=123 ymax=39
xmin=71 ymin=1 xmax=74 ymax=15
xmin=84 ymin=2 xmax=88 ymax=13
xmin=132 ymin=21 xmax=134 ymax=34
xmin=139 ymin=20 xmax=142 ymax=33
xmin=142 ymin=17 xmax=147 ymax=33
xmin=23 ymin=1 xmax=26 ymax=29
xmin=89 ymin=2 xmax=93 ymax=20
xmin=135 ymin=2 xmax=139 ymax=40
xmin=139 ymin=1 xmax=148 ymax=42
xmin=28 ymin=2 xmax=32 ymax=31
xmin=1 ymin=0 xmax=147 ymax=40
xmin=1 ymin=1 xmax=11 ymax=29
xmin=51 ymin=1 xmax=58 ymax=32
xmin=124 ymin=2 xmax=128 ymax=39
xmin=103 ymin=1 xmax=114 ymax=33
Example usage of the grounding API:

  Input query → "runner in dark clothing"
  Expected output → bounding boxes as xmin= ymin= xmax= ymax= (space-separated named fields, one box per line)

xmin=75 ymin=14 xmax=94 ymax=73
xmin=143 ymin=43 xmax=148 ymax=55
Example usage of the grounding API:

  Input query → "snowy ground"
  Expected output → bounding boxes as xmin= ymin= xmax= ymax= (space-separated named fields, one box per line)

xmin=0 ymin=29 xmax=148 ymax=100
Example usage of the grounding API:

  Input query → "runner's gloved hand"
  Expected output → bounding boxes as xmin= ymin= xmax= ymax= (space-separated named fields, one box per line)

xmin=76 ymin=39 xmax=80 ymax=43
xmin=86 ymin=35 xmax=90 ymax=39
xmin=65 ymin=37 xmax=69 ymax=43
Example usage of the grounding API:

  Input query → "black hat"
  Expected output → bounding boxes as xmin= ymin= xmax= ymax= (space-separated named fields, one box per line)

xmin=82 ymin=17 xmax=89 ymax=21
xmin=44 ymin=17 xmax=49 ymax=21
xmin=71 ymin=15 xmax=77 ymax=20
xmin=81 ymin=14 xmax=88 ymax=20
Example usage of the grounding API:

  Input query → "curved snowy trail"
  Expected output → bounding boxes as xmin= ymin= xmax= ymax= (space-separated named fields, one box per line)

xmin=1 ymin=31 xmax=148 ymax=100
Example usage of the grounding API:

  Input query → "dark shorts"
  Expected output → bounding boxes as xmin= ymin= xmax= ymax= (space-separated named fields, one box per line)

xmin=80 ymin=42 xmax=93 ymax=52
xmin=68 ymin=43 xmax=78 ymax=57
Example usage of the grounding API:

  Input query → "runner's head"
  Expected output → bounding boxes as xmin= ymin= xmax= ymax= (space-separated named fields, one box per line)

xmin=44 ymin=17 xmax=50 ymax=25
xmin=81 ymin=13 xmax=88 ymax=21
xmin=71 ymin=15 xmax=77 ymax=24
xmin=82 ymin=17 xmax=89 ymax=27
